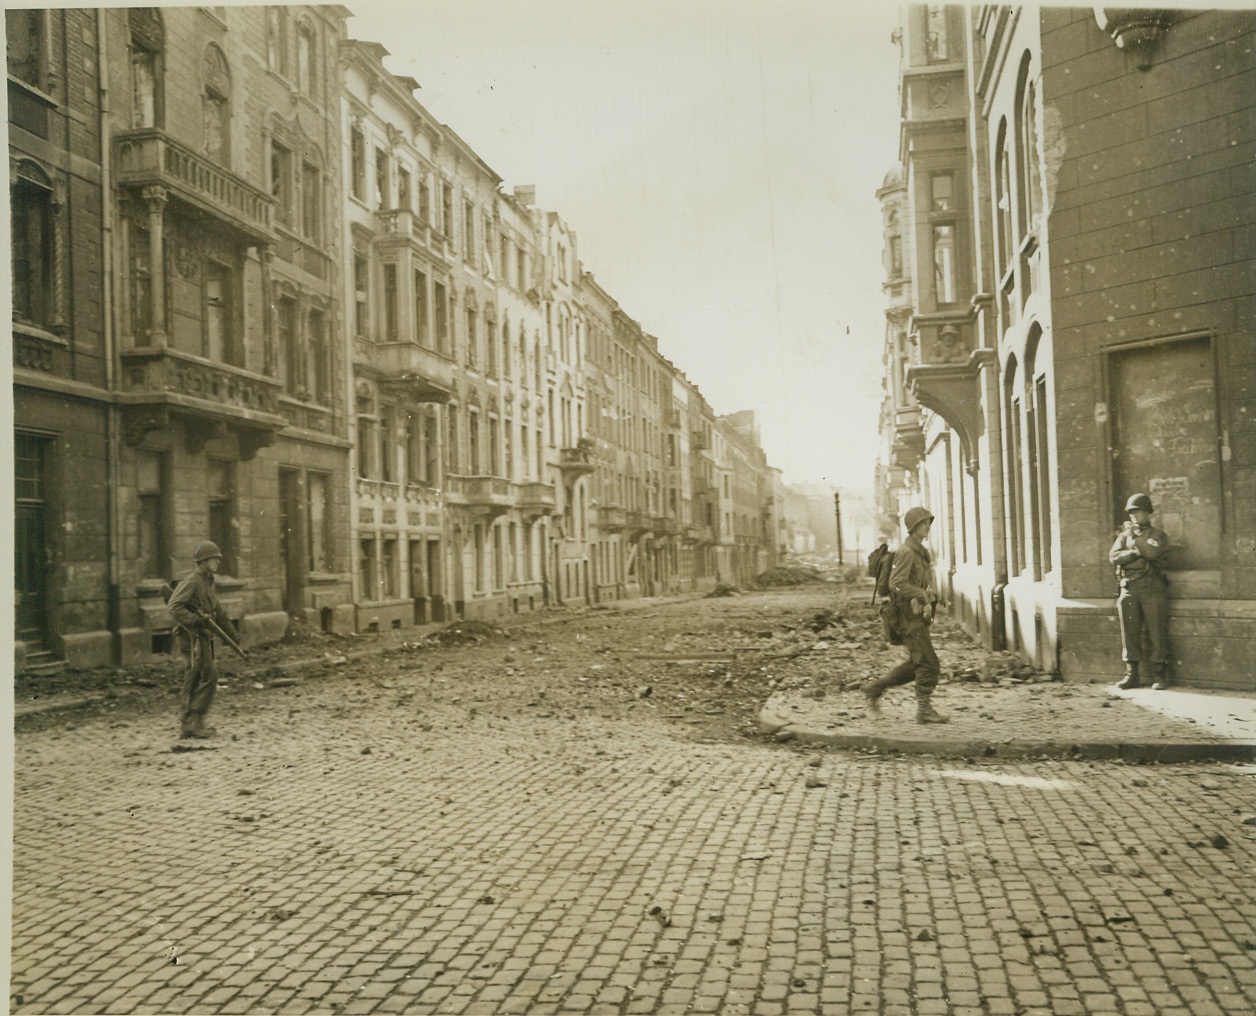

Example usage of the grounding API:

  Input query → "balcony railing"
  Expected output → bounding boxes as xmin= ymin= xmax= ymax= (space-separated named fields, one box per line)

xmin=114 ymin=129 xmax=273 ymax=240
xmin=118 ymin=346 xmax=287 ymax=456
xmin=597 ymin=506 xmax=628 ymax=531
xmin=558 ymin=440 xmax=596 ymax=477
xmin=374 ymin=342 xmax=455 ymax=403
xmin=517 ymin=481 xmax=557 ymax=516
xmin=445 ymin=474 xmax=513 ymax=517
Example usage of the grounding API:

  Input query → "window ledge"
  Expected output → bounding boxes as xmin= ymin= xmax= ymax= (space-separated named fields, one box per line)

xmin=7 ymin=75 xmax=58 ymax=110
xmin=12 ymin=321 xmax=68 ymax=346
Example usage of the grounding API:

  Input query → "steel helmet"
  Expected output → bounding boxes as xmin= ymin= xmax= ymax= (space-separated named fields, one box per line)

xmin=193 ymin=540 xmax=223 ymax=562
xmin=1124 ymin=493 xmax=1154 ymax=513
xmin=903 ymin=507 xmax=935 ymax=533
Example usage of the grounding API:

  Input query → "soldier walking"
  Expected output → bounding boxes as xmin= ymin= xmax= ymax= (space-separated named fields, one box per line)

xmin=167 ymin=541 xmax=239 ymax=738
xmin=862 ymin=507 xmax=948 ymax=724
xmin=1110 ymin=493 xmax=1171 ymax=690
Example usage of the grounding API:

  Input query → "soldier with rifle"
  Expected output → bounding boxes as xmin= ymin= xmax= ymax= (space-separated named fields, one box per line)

xmin=167 ymin=541 xmax=245 ymax=739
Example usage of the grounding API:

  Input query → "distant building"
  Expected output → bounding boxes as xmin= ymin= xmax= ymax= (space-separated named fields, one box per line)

xmin=876 ymin=5 xmax=1256 ymax=691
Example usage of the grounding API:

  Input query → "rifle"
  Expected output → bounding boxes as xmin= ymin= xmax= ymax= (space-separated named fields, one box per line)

xmin=193 ymin=611 xmax=248 ymax=659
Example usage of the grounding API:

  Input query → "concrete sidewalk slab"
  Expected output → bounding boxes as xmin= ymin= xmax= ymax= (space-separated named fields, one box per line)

xmin=759 ymin=680 xmax=1256 ymax=762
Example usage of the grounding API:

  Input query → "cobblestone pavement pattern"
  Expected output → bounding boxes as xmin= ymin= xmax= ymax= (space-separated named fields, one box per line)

xmin=11 ymin=588 xmax=1256 ymax=1015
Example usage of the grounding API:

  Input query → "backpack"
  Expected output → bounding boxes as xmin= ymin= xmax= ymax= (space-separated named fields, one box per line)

xmin=866 ymin=544 xmax=895 ymax=605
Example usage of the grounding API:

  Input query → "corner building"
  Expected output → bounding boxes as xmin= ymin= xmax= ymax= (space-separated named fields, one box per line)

xmin=11 ymin=6 xmax=355 ymax=669
xmin=877 ymin=5 xmax=1256 ymax=690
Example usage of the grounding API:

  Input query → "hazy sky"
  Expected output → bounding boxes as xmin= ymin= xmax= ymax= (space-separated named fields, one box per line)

xmin=346 ymin=0 xmax=903 ymax=487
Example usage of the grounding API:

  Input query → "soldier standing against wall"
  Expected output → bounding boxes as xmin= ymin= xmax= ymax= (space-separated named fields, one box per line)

xmin=1110 ymin=492 xmax=1171 ymax=690
xmin=167 ymin=541 xmax=239 ymax=738
xmin=862 ymin=507 xmax=949 ymax=724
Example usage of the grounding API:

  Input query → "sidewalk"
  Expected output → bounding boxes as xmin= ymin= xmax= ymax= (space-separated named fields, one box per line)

xmin=759 ymin=679 xmax=1256 ymax=762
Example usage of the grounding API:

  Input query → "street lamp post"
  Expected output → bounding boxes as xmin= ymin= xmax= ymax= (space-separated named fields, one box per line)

xmin=834 ymin=491 xmax=844 ymax=566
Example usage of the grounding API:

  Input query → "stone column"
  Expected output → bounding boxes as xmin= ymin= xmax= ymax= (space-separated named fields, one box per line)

xmin=260 ymin=243 xmax=276 ymax=375
xmin=142 ymin=185 xmax=168 ymax=346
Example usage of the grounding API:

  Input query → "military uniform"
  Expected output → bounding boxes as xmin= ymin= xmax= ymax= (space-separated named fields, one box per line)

xmin=1108 ymin=493 xmax=1170 ymax=688
xmin=863 ymin=507 xmax=947 ymax=723
xmin=168 ymin=558 xmax=236 ymax=737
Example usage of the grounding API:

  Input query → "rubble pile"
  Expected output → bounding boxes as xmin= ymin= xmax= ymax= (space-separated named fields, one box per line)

xmin=753 ymin=566 xmax=823 ymax=587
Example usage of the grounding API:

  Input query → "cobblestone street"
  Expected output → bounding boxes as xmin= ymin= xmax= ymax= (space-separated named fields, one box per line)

xmin=11 ymin=589 xmax=1256 ymax=1015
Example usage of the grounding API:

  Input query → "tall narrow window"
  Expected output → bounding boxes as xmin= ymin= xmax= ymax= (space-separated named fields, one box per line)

xmin=468 ymin=409 xmax=481 ymax=473
xmin=383 ymin=263 xmax=399 ymax=340
xmin=354 ymin=255 xmax=368 ymax=337
xmin=1033 ymin=373 xmax=1052 ymax=574
xmin=350 ymin=127 xmax=365 ymax=201
xmin=926 ymin=5 xmax=949 ymax=62
xmin=204 ymin=260 xmax=236 ymax=365
xmin=375 ymin=148 xmax=390 ymax=209
xmin=440 ymin=181 xmax=453 ymax=237
xmin=6 ymin=10 xmax=44 ymax=90
xmin=487 ymin=318 xmax=498 ymax=376
xmin=463 ymin=200 xmax=476 ymax=264
xmin=446 ymin=405 xmax=459 ymax=473
xmin=357 ymin=417 xmax=376 ymax=478
xmin=502 ymin=323 xmax=512 ymax=378
xmin=418 ymin=176 xmax=431 ymax=224
xmin=308 ymin=310 xmax=328 ymax=402
xmin=297 ymin=21 xmax=316 ymax=95
xmin=489 ymin=415 xmax=501 ymax=476
xmin=1021 ymin=80 xmax=1042 ymax=229
xmin=202 ymin=45 xmax=231 ymax=166
xmin=414 ymin=269 xmax=429 ymax=346
xmin=930 ymin=171 xmax=954 ymax=211
xmin=434 ymin=282 xmax=448 ymax=353
xmin=996 ymin=126 xmax=1013 ymax=278
xmin=130 ymin=9 xmax=164 ymax=128
xmin=932 ymin=224 xmax=956 ymax=305
xmin=398 ymin=166 xmax=411 ymax=210
xmin=131 ymin=221 xmax=153 ymax=339
xmin=380 ymin=407 xmax=395 ymax=483
xmin=137 ymin=452 xmax=167 ymax=579
xmin=266 ymin=7 xmax=288 ymax=75
xmin=466 ymin=306 xmax=478 ymax=368
xmin=307 ymin=472 xmax=330 ymax=572
xmin=270 ymin=141 xmax=293 ymax=227
xmin=208 ymin=459 xmax=234 ymax=573
xmin=424 ymin=409 xmax=440 ymax=485
xmin=301 ymin=162 xmax=321 ymax=241
xmin=493 ymin=525 xmax=504 ymax=590
xmin=278 ymin=296 xmax=299 ymax=395
xmin=10 ymin=172 xmax=53 ymax=329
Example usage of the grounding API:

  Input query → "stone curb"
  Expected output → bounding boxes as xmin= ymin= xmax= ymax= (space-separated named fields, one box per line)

xmin=758 ymin=704 xmax=1256 ymax=763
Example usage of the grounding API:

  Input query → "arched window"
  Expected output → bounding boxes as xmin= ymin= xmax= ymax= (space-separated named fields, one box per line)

xmin=1024 ymin=328 xmax=1052 ymax=578
xmin=994 ymin=118 xmax=1013 ymax=280
xmin=267 ymin=7 xmax=289 ymax=76
xmin=1003 ymin=356 xmax=1026 ymax=576
xmin=202 ymin=44 xmax=231 ymax=166
xmin=10 ymin=162 xmax=55 ymax=329
xmin=130 ymin=9 xmax=164 ymax=128
xmin=519 ymin=325 xmax=528 ymax=388
xmin=297 ymin=19 xmax=317 ymax=96
xmin=1016 ymin=55 xmax=1042 ymax=233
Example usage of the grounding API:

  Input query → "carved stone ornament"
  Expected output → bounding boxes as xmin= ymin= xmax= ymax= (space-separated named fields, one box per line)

xmin=1094 ymin=8 xmax=1184 ymax=70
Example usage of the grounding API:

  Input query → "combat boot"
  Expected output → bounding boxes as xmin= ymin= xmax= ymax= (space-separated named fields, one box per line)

xmin=916 ymin=700 xmax=949 ymax=725
xmin=862 ymin=680 xmax=885 ymax=716
xmin=1151 ymin=664 xmax=1171 ymax=691
xmin=1115 ymin=662 xmax=1141 ymax=691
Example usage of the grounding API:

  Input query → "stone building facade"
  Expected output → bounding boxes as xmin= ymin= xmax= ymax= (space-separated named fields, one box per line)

xmin=876 ymin=5 xmax=1256 ymax=690
xmin=10 ymin=5 xmax=783 ymax=671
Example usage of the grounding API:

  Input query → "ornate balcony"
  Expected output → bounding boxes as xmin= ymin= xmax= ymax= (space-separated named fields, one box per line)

xmin=892 ymin=406 xmax=925 ymax=470
xmin=597 ymin=506 xmax=628 ymax=532
xmin=445 ymin=474 xmax=513 ymax=518
xmin=626 ymin=510 xmax=653 ymax=535
xmin=118 ymin=347 xmax=286 ymax=459
xmin=905 ymin=316 xmax=994 ymax=462
xmin=517 ymin=481 xmax=557 ymax=519
xmin=374 ymin=342 xmax=455 ymax=403
xmin=374 ymin=209 xmax=453 ymax=262
xmin=558 ymin=439 xmax=596 ymax=478
xmin=114 ymin=129 xmax=273 ymax=241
